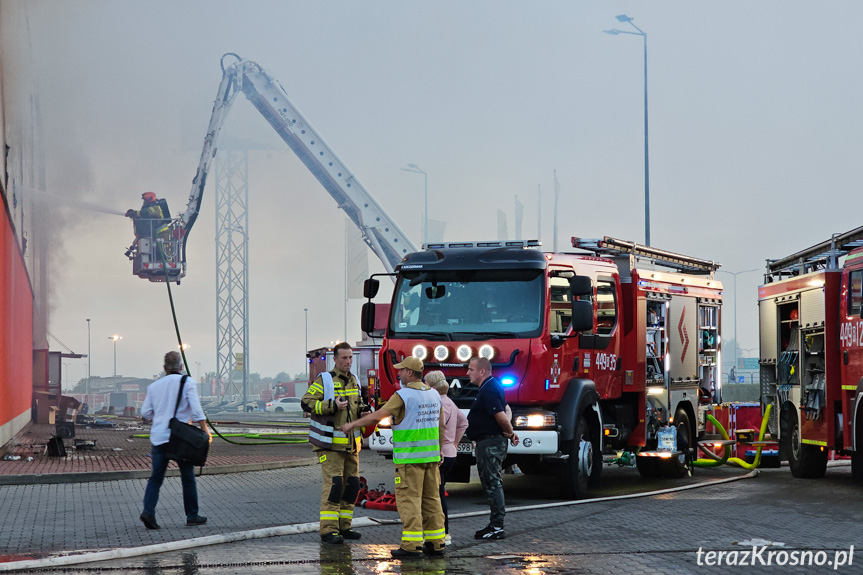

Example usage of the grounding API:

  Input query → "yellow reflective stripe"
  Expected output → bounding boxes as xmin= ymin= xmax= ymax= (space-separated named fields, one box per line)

xmin=320 ymin=511 xmax=339 ymax=519
xmin=801 ymin=439 xmax=828 ymax=447
xmin=402 ymin=531 xmax=424 ymax=541
xmin=309 ymin=383 xmax=324 ymax=394
xmin=339 ymin=510 xmax=353 ymax=517
xmin=424 ymin=528 xmax=445 ymax=538
xmin=315 ymin=401 xmax=324 ymax=415
xmin=332 ymin=437 xmax=349 ymax=444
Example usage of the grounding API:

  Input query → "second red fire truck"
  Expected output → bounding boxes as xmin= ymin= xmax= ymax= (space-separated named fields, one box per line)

xmin=758 ymin=225 xmax=863 ymax=481
xmin=361 ymin=236 xmax=725 ymax=498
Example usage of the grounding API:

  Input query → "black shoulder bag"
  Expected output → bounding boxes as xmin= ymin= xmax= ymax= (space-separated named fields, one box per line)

xmin=165 ymin=375 xmax=210 ymax=466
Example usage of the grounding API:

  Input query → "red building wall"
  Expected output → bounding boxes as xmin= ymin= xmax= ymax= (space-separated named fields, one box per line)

xmin=0 ymin=199 xmax=34 ymax=449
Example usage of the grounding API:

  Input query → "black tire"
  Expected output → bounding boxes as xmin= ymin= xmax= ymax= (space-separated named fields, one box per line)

xmin=275 ymin=407 xmax=284 ymax=413
xmin=851 ymin=451 xmax=863 ymax=483
xmin=658 ymin=409 xmax=691 ymax=479
xmin=785 ymin=410 xmax=827 ymax=478
xmin=851 ymin=407 xmax=863 ymax=484
xmin=636 ymin=454 xmax=661 ymax=478
xmin=557 ymin=415 xmax=601 ymax=499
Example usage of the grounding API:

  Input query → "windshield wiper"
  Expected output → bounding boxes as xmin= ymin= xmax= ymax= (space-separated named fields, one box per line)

xmin=391 ymin=331 xmax=451 ymax=341
xmin=450 ymin=332 xmax=518 ymax=341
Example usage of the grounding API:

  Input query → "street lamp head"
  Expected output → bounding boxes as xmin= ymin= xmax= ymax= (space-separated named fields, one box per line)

xmin=616 ymin=14 xmax=633 ymax=22
xmin=109 ymin=335 xmax=122 ymax=342
xmin=603 ymin=29 xmax=620 ymax=35
xmin=407 ymin=163 xmax=418 ymax=169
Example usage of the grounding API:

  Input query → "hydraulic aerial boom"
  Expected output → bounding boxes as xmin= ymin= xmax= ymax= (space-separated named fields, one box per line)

xmin=132 ymin=53 xmax=416 ymax=282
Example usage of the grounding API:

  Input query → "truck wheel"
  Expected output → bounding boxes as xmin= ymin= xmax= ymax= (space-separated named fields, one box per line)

xmin=852 ymin=451 xmax=863 ymax=483
xmin=636 ymin=454 xmax=661 ymax=479
xmin=785 ymin=410 xmax=827 ymax=478
xmin=851 ymin=407 xmax=863 ymax=484
xmin=557 ymin=415 xmax=600 ymax=499
xmin=658 ymin=409 xmax=691 ymax=479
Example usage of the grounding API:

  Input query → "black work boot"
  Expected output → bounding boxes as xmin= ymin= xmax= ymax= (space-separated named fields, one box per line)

xmin=321 ymin=531 xmax=344 ymax=544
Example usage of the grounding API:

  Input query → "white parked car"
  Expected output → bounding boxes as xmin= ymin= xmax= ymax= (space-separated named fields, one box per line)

xmin=265 ymin=396 xmax=304 ymax=415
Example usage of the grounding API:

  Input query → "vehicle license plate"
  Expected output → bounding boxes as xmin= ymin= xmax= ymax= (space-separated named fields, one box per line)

xmin=457 ymin=441 xmax=474 ymax=454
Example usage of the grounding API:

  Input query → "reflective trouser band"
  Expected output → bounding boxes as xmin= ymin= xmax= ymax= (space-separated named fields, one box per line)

xmin=393 ymin=454 xmax=440 ymax=464
xmin=320 ymin=511 xmax=339 ymax=520
xmin=424 ymin=528 xmax=445 ymax=540
xmin=401 ymin=531 xmax=424 ymax=542
xmin=339 ymin=510 xmax=353 ymax=518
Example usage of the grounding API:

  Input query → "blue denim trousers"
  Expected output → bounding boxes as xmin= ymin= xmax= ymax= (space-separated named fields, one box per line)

xmin=142 ymin=443 xmax=199 ymax=519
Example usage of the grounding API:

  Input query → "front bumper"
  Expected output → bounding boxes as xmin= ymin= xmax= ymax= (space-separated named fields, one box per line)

xmin=369 ymin=428 xmax=559 ymax=455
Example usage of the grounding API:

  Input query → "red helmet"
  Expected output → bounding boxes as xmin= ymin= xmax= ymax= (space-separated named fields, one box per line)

xmin=790 ymin=309 xmax=799 ymax=321
xmin=141 ymin=191 xmax=156 ymax=202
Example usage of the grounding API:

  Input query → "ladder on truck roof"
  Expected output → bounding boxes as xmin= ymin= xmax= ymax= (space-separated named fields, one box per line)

xmin=572 ymin=236 xmax=720 ymax=275
xmin=766 ymin=224 xmax=863 ymax=278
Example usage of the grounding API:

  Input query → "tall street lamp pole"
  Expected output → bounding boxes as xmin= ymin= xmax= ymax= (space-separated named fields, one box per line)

xmin=717 ymin=269 xmax=759 ymax=376
xmin=304 ymin=308 xmax=309 ymax=379
xmin=401 ymin=164 xmax=428 ymax=246
xmin=604 ymin=14 xmax=650 ymax=246
xmin=109 ymin=335 xmax=122 ymax=377
xmin=86 ymin=319 xmax=91 ymax=406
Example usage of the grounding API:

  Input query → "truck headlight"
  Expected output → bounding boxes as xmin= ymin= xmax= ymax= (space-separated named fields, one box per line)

xmin=514 ymin=413 xmax=556 ymax=428
xmin=478 ymin=344 xmax=495 ymax=360
xmin=434 ymin=345 xmax=449 ymax=361
xmin=456 ymin=345 xmax=472 ymax=362
xmin=412 ymin=345 xmax=428 ymax=361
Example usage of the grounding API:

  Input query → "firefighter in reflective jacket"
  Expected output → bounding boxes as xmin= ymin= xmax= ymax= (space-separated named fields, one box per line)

xmin=125 ymin=191 xmax=171 ymax=242
xmin=301 ymin=342 xmax=366 ymax=544
xmin=342 ymin=356 xmax=446 ymax=559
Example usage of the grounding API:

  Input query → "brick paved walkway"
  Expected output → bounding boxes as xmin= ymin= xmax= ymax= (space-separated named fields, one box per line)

xmin=0 ymin=420 xmax=313 ymax=482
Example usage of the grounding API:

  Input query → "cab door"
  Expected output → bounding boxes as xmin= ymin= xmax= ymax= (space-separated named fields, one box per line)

xmin=581 ymin=275 xmax=623 ymax=400
xmin=840 ymin=264 xmax=863 ymax=448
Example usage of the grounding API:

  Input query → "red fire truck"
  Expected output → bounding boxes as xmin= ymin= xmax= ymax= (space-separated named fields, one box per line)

xmin=361 ymin=237 xmax=724 ymax=498
xmin=758 ymin=225 xmax=863 ymax=480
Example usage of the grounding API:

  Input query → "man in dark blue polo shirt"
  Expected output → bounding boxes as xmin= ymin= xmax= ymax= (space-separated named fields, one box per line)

xmin=466 ymin=356 xmax=518 ymax=540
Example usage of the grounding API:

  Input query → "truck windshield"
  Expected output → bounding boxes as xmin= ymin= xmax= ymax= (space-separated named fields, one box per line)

xmin=389 ymin=269 xmax=544 ymax=339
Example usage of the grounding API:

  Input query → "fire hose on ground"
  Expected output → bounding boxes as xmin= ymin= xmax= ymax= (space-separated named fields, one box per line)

xmin=693 ymin=404 xmax=773 ymax=470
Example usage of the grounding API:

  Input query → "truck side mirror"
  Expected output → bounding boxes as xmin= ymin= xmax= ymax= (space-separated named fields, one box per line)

xmin=569 ymin=276 xmax=592 ymax=297
xmin=361 ymin=302 xmax=376 ymax=334
xmin=570 ymin=300 xmax=593 ymax=332
xmin=364 ymin=278 xmax=380 ymax=299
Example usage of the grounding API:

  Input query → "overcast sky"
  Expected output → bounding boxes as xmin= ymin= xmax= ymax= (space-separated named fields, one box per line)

xmin=3 ymin=1 xmax=861 ymax=384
